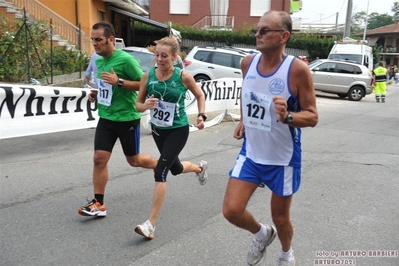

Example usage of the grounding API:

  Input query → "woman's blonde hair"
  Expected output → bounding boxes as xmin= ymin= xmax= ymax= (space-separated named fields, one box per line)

xmin=155 ymin=37 xmax=179 ymax=55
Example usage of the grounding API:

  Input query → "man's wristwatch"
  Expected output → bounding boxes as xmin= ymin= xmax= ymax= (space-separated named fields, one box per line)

xmin=283 ymin=112 xmax=293 ymax=124
xmin=117 ymin=78 xmax=124 ymax=87
xmin=198 ymin=113 xmax=207 ymax=121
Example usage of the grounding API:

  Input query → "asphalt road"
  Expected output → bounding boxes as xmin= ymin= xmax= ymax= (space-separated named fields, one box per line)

xmin=1 ymin=84 xmax=398 ymax=266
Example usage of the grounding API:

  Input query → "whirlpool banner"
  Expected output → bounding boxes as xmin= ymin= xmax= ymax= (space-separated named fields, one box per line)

xmin=0 ymin=78 xmax=242 ymax=139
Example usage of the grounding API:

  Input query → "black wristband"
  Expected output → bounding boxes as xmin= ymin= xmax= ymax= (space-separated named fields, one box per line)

xmin=197 ymin=113 xmax=207 ymax=121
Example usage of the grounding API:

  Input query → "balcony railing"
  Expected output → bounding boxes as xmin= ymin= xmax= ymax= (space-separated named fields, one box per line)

xmin=193 ymin=15 xmax=234 ymax=30
xmin=9 ymin=0 xmax=89 ymax=52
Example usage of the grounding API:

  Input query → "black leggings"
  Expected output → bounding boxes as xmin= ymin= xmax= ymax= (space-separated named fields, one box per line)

xmin=151 ymin=125 xmax=189 ymax=182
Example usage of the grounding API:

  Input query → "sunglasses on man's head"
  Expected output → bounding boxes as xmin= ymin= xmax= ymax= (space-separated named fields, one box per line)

xmin=251 ymin=29 xmax=284 ymax=36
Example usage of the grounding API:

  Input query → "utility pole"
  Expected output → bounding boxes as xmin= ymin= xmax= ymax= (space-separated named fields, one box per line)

xmin=319 ymin=13 xmax=323 ymax=31
xmin=344 ymin=0 xmax=353 ymax=38
xmin=362 ymin=0 xmax=370 ymax=41
xmin=335 ymin=12 xmax=339 ymax=31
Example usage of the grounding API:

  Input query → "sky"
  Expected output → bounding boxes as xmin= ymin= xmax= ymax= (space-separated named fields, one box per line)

xmin=291 ymin=0 xmax=397 ymax=25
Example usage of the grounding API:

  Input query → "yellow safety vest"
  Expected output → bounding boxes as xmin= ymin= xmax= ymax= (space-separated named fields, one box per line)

xmin=373 ymin=66 xmax=387 ymax=82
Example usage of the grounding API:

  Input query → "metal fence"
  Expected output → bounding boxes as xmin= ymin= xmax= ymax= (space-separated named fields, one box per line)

xmin=134 ymin=35 xmax=309 ymax=57
xmin=179 ymin=39 xmax=309 ymax=57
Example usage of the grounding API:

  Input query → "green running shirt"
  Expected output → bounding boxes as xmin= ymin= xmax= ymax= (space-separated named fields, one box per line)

xmin=95 ymin=49 xmax=143 ymax=121
xmin=146 ymin=67 xmax=189 ymax=129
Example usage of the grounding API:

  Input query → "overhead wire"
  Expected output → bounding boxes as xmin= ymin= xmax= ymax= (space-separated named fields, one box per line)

xmin=305 ymin=0 xmax=347 ymax=24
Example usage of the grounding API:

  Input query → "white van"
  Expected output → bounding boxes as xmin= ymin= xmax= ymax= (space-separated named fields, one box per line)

xmin=328 ymin=38 xmax=374 ymax=71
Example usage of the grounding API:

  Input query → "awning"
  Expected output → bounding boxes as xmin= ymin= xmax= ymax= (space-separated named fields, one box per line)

xmin=106 ymin=4 xmax=167 ymax=30
xmin=367 ymin=36 xmax=380 ymax=46
xmin=103 ymin=0 xmax=149 ymax=16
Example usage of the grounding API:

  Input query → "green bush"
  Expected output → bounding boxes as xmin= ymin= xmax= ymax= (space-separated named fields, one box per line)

xmin=0 ymin=16 xmax=89 ymax=84
xmin=288 ymin=33 xmax=335 ymax=59
xmin=50 ymin=46 xmax=88 ymax=74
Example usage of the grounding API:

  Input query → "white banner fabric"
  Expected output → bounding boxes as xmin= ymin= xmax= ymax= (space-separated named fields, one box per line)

xmin=0 ymin=78 xmax=242 ymax=139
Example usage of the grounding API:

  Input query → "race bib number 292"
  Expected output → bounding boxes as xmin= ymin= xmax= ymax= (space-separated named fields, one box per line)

xmin=150 ymin=100 xmax=176 ymax=127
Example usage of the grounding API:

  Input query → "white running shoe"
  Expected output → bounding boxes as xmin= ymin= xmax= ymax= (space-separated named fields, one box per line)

xmin=278 ymin=257 xmax=296 ymax=266
xmin=134 ymin=220 xmax=155 ymax=240
xmin=247 ymin=224 xmax=277 ymax=265
xmin=196 ymin=160 xmax=208 ymax=185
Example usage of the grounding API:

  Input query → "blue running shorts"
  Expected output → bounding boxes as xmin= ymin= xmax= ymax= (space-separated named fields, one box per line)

xmin=229 ymin=154 xmax=301 ymax=197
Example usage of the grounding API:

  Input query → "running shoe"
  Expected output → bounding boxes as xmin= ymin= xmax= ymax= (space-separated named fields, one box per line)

xmin=278 ymin=257 xmax=296 ymax=266
xmin=196 ymin=160 xmax=208 ymax=185
xmin=247 ymin=224 xmax=277 ymax=265
xmin=78 ymin=198 xmax=107 ymax=217
xmin=135 ymin=220 xmax=155 ymax=240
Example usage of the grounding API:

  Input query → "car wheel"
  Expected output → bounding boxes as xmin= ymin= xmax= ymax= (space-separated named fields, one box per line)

xmin=195 ymin=75 xmax=210 ymax=83
xmin=347 ymin=86 xmax=365 ymax=101
xmin=337 ymin=93 xmax=347 ymax=98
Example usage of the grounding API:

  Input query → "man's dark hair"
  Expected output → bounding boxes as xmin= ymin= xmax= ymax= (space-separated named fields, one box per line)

xmin=92 ymin=22 xmax=115 ymax=38
xmin=378 ymin=61 xmax=383 ymax=67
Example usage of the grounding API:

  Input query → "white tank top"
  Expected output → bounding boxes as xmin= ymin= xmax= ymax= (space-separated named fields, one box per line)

xmin=240 ymin=53 xmax=302 ymax=167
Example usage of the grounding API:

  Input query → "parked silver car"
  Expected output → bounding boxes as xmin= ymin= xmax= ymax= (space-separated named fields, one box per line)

xmin=122 ymin=46 xmax=184 ymax=73
xmin=183 ymin=46 xmax=251 ymax=82
xmin=122 ymin=46 xmax=155 ymax=72
xmin=308 ymin=59 xmax=373 ymax=101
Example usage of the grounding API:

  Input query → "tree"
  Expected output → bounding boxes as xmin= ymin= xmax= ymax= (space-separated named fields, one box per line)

xmin=392 ymin=2 xmax=399 ymax=22
xmin=351 ymin=11 xmax=367 ymax=34
xmin=367 ymin=12 xmax=394 ymax=29
xmin=351 ymin=3 xmax=396 ymax=33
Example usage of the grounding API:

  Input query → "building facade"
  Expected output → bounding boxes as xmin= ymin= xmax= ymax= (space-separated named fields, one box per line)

xmin=364 ymin=21 xmax=399 ymax=66
xmin=1 ymin=0 xmax=301 ymax=54
xmin=150 ymin=0 xmax=293 ymax=30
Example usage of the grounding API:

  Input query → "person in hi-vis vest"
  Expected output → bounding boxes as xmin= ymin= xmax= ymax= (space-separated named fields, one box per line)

xmin=372 ymin=62 xmax=388 ymax=103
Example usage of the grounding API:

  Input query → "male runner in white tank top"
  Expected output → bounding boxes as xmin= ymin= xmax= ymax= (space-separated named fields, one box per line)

xmin=223 ymin=10 xmax=318 ymax=266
